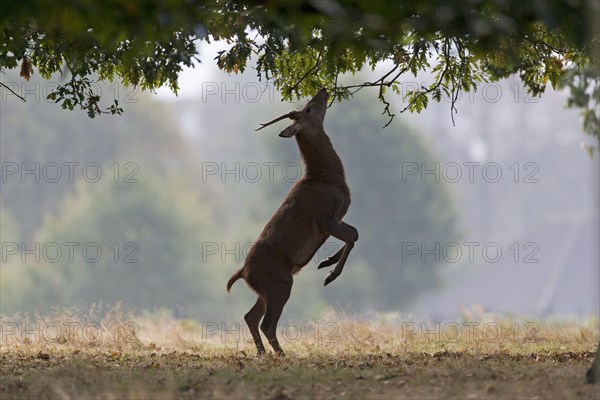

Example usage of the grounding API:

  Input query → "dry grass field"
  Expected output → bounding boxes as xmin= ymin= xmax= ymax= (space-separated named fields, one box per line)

xmin=1 ymin=307 xmax=599 ymax=399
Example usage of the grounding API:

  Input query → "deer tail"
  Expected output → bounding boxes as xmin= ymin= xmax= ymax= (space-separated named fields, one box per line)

xmin=227 ymin=268 xmax=244 ymax=293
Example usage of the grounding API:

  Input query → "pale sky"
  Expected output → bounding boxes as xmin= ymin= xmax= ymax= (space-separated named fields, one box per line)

xmin=155 ymin=40 xmax=231 ymax=102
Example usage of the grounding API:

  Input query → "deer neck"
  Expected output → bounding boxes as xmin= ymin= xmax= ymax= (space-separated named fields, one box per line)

xmin=296 ymin=129 xmax=346 ymax=184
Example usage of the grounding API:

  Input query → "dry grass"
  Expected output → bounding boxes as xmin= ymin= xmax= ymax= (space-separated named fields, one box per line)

xmin=1 ymin=307 xmax=599 ymax=399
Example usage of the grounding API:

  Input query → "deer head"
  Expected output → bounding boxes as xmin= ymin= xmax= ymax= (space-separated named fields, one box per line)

xmin=255 ymin=88 xmax=329 ymax=137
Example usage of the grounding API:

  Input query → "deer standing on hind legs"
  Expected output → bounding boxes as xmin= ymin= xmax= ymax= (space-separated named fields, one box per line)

xmin=227 ymin=88 xmax=358 ymax=356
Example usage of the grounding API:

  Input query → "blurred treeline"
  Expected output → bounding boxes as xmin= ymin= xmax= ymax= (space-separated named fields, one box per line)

xmin=0 ymin=71 xmax=460 ymax=321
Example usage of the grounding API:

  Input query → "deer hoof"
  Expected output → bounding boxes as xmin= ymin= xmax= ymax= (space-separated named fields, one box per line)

xmin=324 ymin=272 xmax=337 ymax=286
xmin=318 ymin=259 xmax=333 ymax=269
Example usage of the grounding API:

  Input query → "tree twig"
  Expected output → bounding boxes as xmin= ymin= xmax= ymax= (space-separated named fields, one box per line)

xmin=0 ymin=82 xmax=26 ymax=102
xmin=289 ymin=49 xmax=323 ymax=97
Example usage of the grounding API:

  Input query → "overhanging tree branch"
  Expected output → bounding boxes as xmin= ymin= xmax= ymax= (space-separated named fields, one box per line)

xmin=0 ymin=82 xmax=26 ymax=102
xmin=0 ymin=0 xmax=596 ymax=140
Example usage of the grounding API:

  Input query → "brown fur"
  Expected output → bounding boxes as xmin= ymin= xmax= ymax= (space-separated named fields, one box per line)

xmin=227 ymin=88 xmax=358 ymax=356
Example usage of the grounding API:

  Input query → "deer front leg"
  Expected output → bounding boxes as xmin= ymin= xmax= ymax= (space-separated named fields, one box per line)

xmin=320 ymin=220 xmax=358 ymax=286
xmin=318 ymin=246 xmax=344 ymax=269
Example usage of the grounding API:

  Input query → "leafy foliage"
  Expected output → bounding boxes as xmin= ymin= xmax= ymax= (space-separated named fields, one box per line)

xmin=0 ymin=1 xmax=597 ymax=141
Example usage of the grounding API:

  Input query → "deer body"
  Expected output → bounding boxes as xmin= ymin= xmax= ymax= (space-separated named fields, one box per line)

xmin=227 ymin=89 xmax=358 ymax=356
xmin=257 ymin=131 xmax=350 ymax=268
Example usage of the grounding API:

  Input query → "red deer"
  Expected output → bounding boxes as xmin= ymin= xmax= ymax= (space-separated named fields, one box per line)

xmin=227 ymin=88 xmax=358 ymax=356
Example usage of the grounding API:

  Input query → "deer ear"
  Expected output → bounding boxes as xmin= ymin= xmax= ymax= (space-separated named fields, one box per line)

xmin=279 ymin=124 xmax=300 ymax=138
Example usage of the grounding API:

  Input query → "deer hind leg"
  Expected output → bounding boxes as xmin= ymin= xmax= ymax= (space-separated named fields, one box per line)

xmin=244 ymin=296 xmax=266 ymax=355
xmin=260 ymin=280 xmax=292 ymax=356
xmin=321 ymin=220 xmax=358 ymax=286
